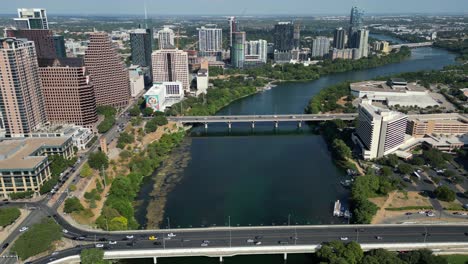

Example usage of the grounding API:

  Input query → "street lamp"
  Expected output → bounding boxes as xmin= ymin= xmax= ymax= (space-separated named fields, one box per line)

xmin=228 ymin=216 xmax=232 ymax=248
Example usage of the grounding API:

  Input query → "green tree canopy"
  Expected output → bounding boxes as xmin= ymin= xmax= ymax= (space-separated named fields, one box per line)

xmin=80 ymin=248 xmax=110 ymax=264
xmin=64 ymin=197 xmax=84 ymax=213
xmin=88 ymin=151 xmax=109 ymax=170
xmin=434 ymin=185 xmax=456 ymax=202
xmin=80 ymin=162 xmax=93 ymax=178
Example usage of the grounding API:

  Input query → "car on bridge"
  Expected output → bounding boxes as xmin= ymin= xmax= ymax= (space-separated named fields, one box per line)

xmin=149 ymin=236 xmax=157 ymax=240
xmin=340 ymin=237 xmax=348 ymax=241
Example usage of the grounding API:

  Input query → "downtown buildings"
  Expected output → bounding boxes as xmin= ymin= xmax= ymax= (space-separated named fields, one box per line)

xmin=0 ymin=38 xmax=47 ymax=138
xmin=157 ymin=26 xmax=175 ymax=49
xmin=152 ymin=49 xmax=190 ymax=92
xmin=130 ymin=28 xmax=153 ymax=83
xmin=273 ymin=22 xmax=296 ymax=62
xmin=14 ymin=8 xmax=49 ymax=29
xmin=84 ymin=32 xmax=130 ymax=107
xmin=231 ymin=32 xmax=246 ymax=68
xmin=311 ymin=37 xmax=330 ymax=58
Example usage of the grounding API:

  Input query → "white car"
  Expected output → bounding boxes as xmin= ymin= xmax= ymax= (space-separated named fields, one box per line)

xmin=95 ymin=244 xmax=104 ymax=248
xmin=19 ymin=227 xmax=28 ymax=232
xmin=427 ymin=212 xmax=435 ymax=217
xmin=167 ymin=233 xmax=176 ymax=238
xmin=255 ymin=241 xmax=262 ymax=245
xmin=340 ymin=237 xmax=348 ymax=241
xmin=201 ymin=243 xmax=209 ymax=247
xmin=51 ymin=251 xmax=59 ymax=256
xmin=108 ymin=241 xmax=117 ymax=245
xmin=126 ymin=235 xmax=134 ymax=239
xmin=418 ymin=211 xmax=426 ymax=215
xmin=62 ymin=229 xmax=69 ymax=234
xmin=247 ymin=239 xmax=254 ymax=243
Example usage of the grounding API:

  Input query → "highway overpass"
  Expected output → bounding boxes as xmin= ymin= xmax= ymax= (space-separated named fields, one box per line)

xmin=30 ymin=223 xmax=468 ymax=264
xmin=165 ymin=114 xmax=358 ymax=128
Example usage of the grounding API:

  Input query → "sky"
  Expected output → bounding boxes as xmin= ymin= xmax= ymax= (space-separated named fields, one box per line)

xmin=1 ymin=0 xmax=467 ymax=15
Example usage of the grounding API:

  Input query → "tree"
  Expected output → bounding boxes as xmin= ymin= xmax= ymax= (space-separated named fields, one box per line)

xmin=316 ymin=241 xmax=363 ymax=264
xmin=434 ymin=186 xmax=456 ymax=202
xmin=80 ymin=163 xmax=93 ymax=178
xmin=117 ymin=132 xmax=135 ymax=149
xmin=411 ymin=157 xmax=425 ymax=166
xmin=423 ymin=148 xmax=447 ymax=168
xmin=362 ymin=249 xmax=406 ymax=264
xmin=386 ymin=154 xmax=400 ymax=167
xmin=398 ymin=249 xmax=448 ymax=264
xmin=128 ymin=105 xmax=141 ymax=117
xmin=352 ymin=198 xmax=378 ymax=224
xmin=88 ymin=152 xmax=109 ymax=170
xmin=143 ymin=107 xmax=154 ymax=117
xmin=380 ymin=166 xmax=392 ymax=177
xmin=398 ymin=163 xmax=413 ymax=175
xmin=109 ymin=216 xmax=128 ymax=230
xmin=144 ymin=119 xmax=158 ymax=133
xmin=153 ymin=115 xmax=168 ymax=126
xmin=80 ymin=248 xmax=110 ymax=264
xmin=64 ymin=197 xmax=84 ymax=213
xmin=332 ymin=139 xmax=352 ymax=160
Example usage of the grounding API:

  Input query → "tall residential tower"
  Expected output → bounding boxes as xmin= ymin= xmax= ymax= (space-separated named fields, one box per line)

xmin=152 ymin=49 xmax=190 ymax=92
xmin=0 ymin=38 xmax=47 ymax=137
xmin=14 ymin=8 xmax=49 ymax=29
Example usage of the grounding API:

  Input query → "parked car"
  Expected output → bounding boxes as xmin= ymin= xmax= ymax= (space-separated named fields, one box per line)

xmin=19 ymin=226 xmax=29 ymax=232
xmin=95 ymin=244 xmax=104 ymax=248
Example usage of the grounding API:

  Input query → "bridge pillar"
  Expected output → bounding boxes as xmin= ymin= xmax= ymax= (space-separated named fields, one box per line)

xmin=220 ymin=256 xmax=224 ymax=263
xmin=297 ymin=121 xmax=302 ymax=128
xmin=251 ymin=121 xmax=255 ymax=129
xmin=153 ymin=257 xmax=157 ymax=264
xmin=204 ymin=123 xmax=208 ymax=129
xmin=284 ymin=253 xmax=287 ymax=260
xmin=274 ymin=121 xmax=279 ymax=129
xmin=227 ymin=122 xmax=232 ymax=130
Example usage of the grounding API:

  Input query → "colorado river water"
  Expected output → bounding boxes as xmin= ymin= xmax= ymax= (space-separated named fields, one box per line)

xmin=128 ymin=35 xmax=456 ymax=264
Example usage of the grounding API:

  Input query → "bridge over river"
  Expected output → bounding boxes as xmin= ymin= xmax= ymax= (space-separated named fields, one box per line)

xmin=164 ymin=113 xmax=358 ymax=129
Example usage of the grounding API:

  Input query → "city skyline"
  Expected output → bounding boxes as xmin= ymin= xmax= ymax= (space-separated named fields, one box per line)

xmin=1 ymin=0 xmax=467 ymax=15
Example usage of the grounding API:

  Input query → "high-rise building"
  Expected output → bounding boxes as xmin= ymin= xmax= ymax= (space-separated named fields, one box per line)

xmin=0 ymin=38 xmax=47 ymax=138
xmin=293 ymin=23 xmax=301 ymax=49
xmin=311 ymin=36 xmax=330 ymax=58
xmin=348 ymin=6 xmax=365 ymax=48
xmin=231 ymin=32 xmax=246 ymax=69
xmin=355 ymin=29 xmax=369 ymax=59
xmin=198 ymin=26 xmax=223 ymax=52
xmin=228 ymin=17 xmax=238 ymax=48
xmin=152 ymin=49 xmax=190 ymax=92
xmin=6 ymin=29 xmax=56 ymax=59
xmin=274 ymin=22 xmax=295 ymax=52
xmin=245 ymin=39 xmax=268 ymax=63
xmin=330 ymin=48 xmax=360 ymax=60
xmin=373 ymin=41 xmax=390 ymax=53
xmin=53 ymin=35 xmax=66 ymax=58
xmin=352 ymin=100 xmax=408 ymax=160
xmin=130 ymin=28 xmax=153 ymax=83
xmin=84 ymin=32 xmax=130 ymax=107
xmin=333 ymin=28 xmax=346 ymax=49
xmin=130 ymin=29 xmax=153 ymax=67
xmin=14 ymin=8 xmax=49 ymax=29
xmin=157 ymin=26 xmax=175 ymax=49
xmin=38 ymin=58 xmax=98 ymax=128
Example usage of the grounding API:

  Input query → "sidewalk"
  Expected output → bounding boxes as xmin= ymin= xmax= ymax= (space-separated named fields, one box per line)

xmin=0 ymin=209 xmax=30 ymax=255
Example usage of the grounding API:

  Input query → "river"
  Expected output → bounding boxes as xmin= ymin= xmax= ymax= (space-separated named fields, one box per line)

xmin=127 ymin=36 xmax=456 ymax=264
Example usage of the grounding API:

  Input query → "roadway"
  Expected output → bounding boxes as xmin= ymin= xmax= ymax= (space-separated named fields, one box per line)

xmin=166 ymin=114 xmax=358 ymax=124
xmin=29 ymin=224 xmax=468 ymax=264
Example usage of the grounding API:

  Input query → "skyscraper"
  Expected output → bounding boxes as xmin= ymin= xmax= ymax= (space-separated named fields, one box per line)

xmin=38 ymin=58 xmax=98 ymax=128
xmin=228 ymin=17 xmax=238 ymax=48
xmin=84 ymin=32 xmax=130 ymax=107
xmin=157 ymin=26 xmax=175 ymax=49
xmin=311 ymin=37 xmax=330 ymax=58
xmin=293 ymin=23 xmax=301 ymax=49
xmin=348 ymin=6 xmax=364 ymax=48
xmin=152 ymin=49 xmax=190 ymax=92
xmin=274 ymin=22 xmax=295 ymax=52
xmin=53 ymin=35 xmax=66 ymax=58
xmin=0 ymin=38 xmax=47 ymax=138
xmin=231 ymin=32 xmax=246 ymax=69
xmin=245 ymin=39 xmax=268 ymax=63
xmin=14 ymin=8 xmax=49 ymax=29
xmin=6 ymin=29 xmax=56 ymax=59
xmin=130 ymin=29 xmax=153 ymax=67
xmin=353 ymin=100 xmax=407 ymax=160
xmin=333 ymin=28 xmax=346 ymax=49
xmin=198 ymin=26 xmax=223 ymax=52
xmin=355 ymin=29 xmax=369 ymax=59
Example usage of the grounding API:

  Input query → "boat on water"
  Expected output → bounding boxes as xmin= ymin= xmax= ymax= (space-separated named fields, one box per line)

xmin=263 ymin=86 xmax=272 ymax=91
xmin=333 ymin=200 xmax=342 ymax=217
xmin=340 ymin=179 xmax=353 ymax=187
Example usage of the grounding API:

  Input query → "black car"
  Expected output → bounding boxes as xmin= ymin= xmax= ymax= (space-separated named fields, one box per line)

xmin=99 ymin=237 xmax=108 ymax=241
xmin=153 ymin=241 xmax=162 ymax=246
xmin=2 ymin=243 xmax=9 ymax=249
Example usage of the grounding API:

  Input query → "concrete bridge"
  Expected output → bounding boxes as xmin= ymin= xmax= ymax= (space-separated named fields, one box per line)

xmin=390 ymin=42 xmax=434 ymax=49
xmin=166 ymin=113 xmax=358 ymax=129
xmin=32 ymin=223 xmax=468 ymax=264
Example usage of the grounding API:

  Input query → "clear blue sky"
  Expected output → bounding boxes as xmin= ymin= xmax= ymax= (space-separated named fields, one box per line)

xmin=2 ymin=0 xmax=467 ymax=15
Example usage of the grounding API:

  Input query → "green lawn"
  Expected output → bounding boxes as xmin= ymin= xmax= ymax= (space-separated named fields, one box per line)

xmin=445 ymin=255 xmax=468 ymax=264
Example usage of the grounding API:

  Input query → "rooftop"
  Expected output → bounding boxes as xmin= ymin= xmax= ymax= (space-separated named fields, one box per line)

xmin=38 ymin=58 xmax=84 ymax=68
xmin=0 ymin=137 xmax=69 ymax=170
xmin=350 ymin=80 xmax=426 ymax=93
xmin=408 ymin=113 xmax=468 ymax=123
